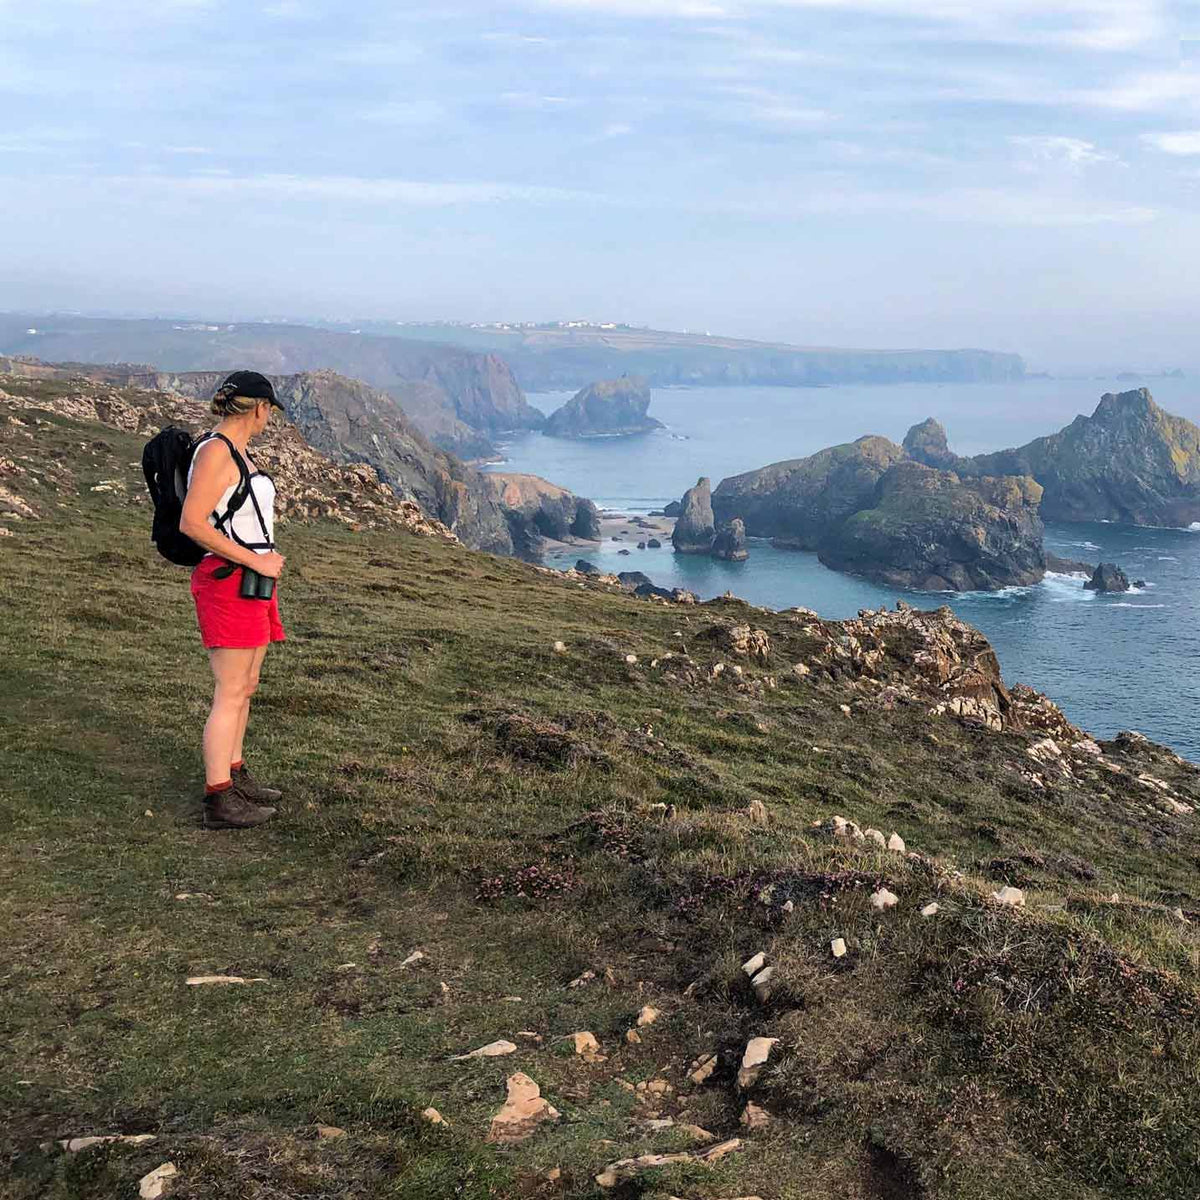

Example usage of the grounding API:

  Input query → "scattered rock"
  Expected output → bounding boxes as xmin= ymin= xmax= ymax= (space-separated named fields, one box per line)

xmin=737 ymin=1037 xmax=779 ymax=1088
xmin=626 ymin=1029 xmax=642 ymax=1044
xmin=185 ymin=975 xmax=268 ymax=986
xmin=689 ymin=1053 xmax=718 ymax=1084
xmin=887 ymin=832 xmax=906 ymax=853
xmin=740 ymin=1102 xmax=770 ymax=1130
xmin=750 ymin=966 xmax=774 ymax=1002
xmin=742 ymin=951 xmax=766 ymax=978
xmin=744 ymin=798 xmax=769 ymax=825
xmin=399 ymin=950 xmax=426 ymax=969
xmin=870 ymin=888 xmax=899 ymax=912
xmin=422 ymin=1108 xmax=447 ymax=1125
xmin=572 ymin=1032 xmax=605 ymax=1063
xmin=595 ymin=1139 xmax=743 ymax=1188
xmin=453 ymin=1039 xmax=518 ymax=1060
xmin=920 ymin=902 xmax=940 ymax=918
xmin=138 ymin=1163 xmax=178 ymax=1200
xmin=486 ymin=1072 xmax=561 ymax=1144
xmin=839 ymin=703 xmax=852 ymax=716
xmin=831 ymin=937 xmax=847 ymax=958
xmin=60 ymin=1134 xmax=157 ymax=1153
xmin=624 ymin=653 xmax=638 ymax=664
xmin=315 ymin=1124 xmax=346 ymax=1140
xmin=553 ymin=640 xmax=567 ymax=653
xmin=864 ymin=828 xmax=887 ymax=849
xmin=636 ymin=1005 xmax=660 ymax=1027
xmin=568 ymin=969 xmax=597 ymax=989
xmin=992 ymin=886 xmax=1026 ymax=907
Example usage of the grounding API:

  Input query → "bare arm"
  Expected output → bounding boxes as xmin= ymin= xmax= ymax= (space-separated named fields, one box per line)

xmin=180 ymin=440 xmax=286 ymax=576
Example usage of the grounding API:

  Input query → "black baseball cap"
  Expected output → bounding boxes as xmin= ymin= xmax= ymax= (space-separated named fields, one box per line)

xmin=215 ymin=370 xmax=283 ymax=409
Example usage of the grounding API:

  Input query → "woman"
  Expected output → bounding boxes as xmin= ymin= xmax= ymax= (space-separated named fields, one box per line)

xmin=181 ymin=370 xmax=287 ymax=829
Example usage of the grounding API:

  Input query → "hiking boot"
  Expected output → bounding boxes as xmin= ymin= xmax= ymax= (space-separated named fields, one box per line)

xmin=203 ymin=786 xmax=276 ymax=830
xmin=232 ymin=763 xmax=282 ymax=804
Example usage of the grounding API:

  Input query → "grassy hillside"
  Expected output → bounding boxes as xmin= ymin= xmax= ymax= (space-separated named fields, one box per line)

xmin=3 ymin=399 xmax=1200 ymax=1199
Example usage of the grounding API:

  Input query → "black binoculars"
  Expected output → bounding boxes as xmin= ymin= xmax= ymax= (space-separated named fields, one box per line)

xmin=239 ymin=566 xmax=276 ymax=601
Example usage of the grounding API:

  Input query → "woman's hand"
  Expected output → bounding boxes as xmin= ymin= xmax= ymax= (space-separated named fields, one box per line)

xmin=255 ymin=551 xmax=286 ymax=579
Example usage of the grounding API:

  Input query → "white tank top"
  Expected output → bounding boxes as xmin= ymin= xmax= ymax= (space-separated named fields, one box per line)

xmin=187 ymin=435 xmax=276 ymax=555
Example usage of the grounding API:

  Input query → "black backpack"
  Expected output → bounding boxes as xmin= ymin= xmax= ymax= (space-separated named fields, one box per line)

xmin=142 ymin=428 xmax=252 ymax=566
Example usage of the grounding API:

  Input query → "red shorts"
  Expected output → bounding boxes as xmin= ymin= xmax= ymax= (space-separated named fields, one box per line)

xmin=191 ymin=556 xmax=286 ymax=650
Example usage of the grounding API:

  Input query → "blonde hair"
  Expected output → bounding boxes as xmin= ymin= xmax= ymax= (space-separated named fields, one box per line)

xmin=211 ymin=382 xmax=262 ymax=418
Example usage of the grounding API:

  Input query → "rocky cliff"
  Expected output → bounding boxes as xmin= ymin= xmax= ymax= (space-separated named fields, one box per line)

xmin=819 ymin=463 xmax=1046 ymax=590
xmin=481 ymin=473 xmax=601 ymax=560
xmin=713 ymin=436 xmax=908 ymax=550
xmin=905 ymin=391 xmax=1200 ymax=528
xmin=543 ymin=376 xmax=663 ymax=438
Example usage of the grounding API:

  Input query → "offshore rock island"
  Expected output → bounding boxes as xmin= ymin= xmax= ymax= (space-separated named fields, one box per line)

xmin=543 ymin=376 xmax=664 ymax=438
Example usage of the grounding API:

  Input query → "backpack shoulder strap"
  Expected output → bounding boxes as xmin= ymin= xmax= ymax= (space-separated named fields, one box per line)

xmin=195 ymin=432 xmax=273 ymax=551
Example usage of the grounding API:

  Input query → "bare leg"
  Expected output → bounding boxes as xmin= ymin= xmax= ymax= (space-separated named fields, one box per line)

xmin=203 ymin=648 xmax=257 ymax=786
xmin=231 ymin=644 xmax=268 ymax=766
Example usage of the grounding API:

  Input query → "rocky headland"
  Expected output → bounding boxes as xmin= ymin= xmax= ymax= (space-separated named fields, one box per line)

xmin=907 ymin=389 xmax=1200 ymax=527
xmin=543 ymin=376 xmax=663 ymax=438
xmin=0 ymin=361 xmax=590 ymax=564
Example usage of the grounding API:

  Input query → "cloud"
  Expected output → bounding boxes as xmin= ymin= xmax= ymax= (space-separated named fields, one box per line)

xmin=359 ymin=100 xmax=447 ymax=127
xmin=164 ymin=145 xmax=214 ymax=155
xmin=87 ymin=172 xmax=586 ymax=207
xmin=600 ymin=122 xmax=633 ymax=138
xmin=1010 ymin=135 xmax=1120 ymax=168
xmin=1142 ymin=130 xmax=1200 ymax=155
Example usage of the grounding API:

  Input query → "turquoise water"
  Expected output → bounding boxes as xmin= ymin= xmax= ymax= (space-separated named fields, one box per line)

xmin=484 ymin=379 xmax=1200 ymax=757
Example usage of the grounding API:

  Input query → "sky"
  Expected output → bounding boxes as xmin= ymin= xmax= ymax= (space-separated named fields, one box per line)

xmin=2 ymin=0 xmax=1199 ymax=371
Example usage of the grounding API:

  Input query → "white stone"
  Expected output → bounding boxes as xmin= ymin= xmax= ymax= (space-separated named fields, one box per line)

xmin=887 ymin=832 xmax=906 ymax=853
xmin=185 ymin=975 xmax=268 ymax=986
xmin=453 ymin=1039 xmax=518 ymax=1060
xmin=751 ymin=966 xmax=774 ymax=1001
xmin=992 ymin=886 xmax=1025 ymax=908
xmin=742 ymin=951 xmax=766 ymax=977
xmin=864 ymin=828 xmax=887 ymax=848
xmin=920 ymin=902 xmax=940 ymax=918
xmin=399 ymin=950 xmax=425 ymax=969
xmin=839 ymin=704 xmax=852 ymax=716
xmin=831 ymin=938 xmax=847 ymax=958
xmin=636 ymin=1005 xmax=660 ymax=1027
xmin=737 ymin=1037 xmax=778 ymax=1088
xmin=138 ymin=1163 xmax=177 ymax=1200
xmin=421 ymin=1107 xmax=447 ymax=1125
xmin=553 ymin=641 xmax=567 ymax=653
xmin=625 ymin=654 xmax=638 ymax=664
xmin=61 ymin=1134 xmax=156 ymax=1153
xmin=870 ymin=888 xmax=899 ymax=912
xmin=782 ymin=900 xmax=794 ymax=913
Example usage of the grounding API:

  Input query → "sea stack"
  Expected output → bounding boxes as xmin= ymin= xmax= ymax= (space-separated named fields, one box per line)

xmin=711 ymin=518 xmax=749 ymax=561
xmin=543 ymin=376 xmax=663 ymax=438
xmin=1084 ymin=563 xmax=1131 ymax=593
xmin=672 ymin=477 xmax=716 ymax=554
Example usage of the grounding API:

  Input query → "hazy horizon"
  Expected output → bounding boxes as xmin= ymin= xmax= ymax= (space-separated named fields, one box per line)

xmin=3 ymin=1 xmax=1200 ymax=374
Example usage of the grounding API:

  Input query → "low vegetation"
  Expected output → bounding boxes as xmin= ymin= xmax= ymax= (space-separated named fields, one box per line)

xmin=3 ymin=394 xmax=1200 ymax=1199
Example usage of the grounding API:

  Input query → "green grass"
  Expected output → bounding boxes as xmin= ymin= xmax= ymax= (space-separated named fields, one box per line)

xmin=3 ymin=399 xmax=1200 ymax=1198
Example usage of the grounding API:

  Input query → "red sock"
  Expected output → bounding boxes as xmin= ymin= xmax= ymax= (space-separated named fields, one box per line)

xmin=206 ymin=779 xmax=233 ymax=795
xmin=231 ymin=759 xmax=244 ymax=771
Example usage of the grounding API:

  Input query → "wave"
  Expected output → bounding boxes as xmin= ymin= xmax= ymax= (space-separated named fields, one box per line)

xmin=1108 ymin=602 xmax=1166 ymax=609
xmin=1157 ymin=555 xmax=1178 ymax=561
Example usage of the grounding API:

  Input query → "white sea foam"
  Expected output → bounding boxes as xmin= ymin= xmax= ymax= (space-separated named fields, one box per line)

xmin=1157 ymin=556 xmax=1178 ymax=561
xmin=1108 ymin=602 xmax=1166 ymax=608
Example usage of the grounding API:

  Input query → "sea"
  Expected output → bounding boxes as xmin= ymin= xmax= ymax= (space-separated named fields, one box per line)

xmin=482 ymin=378 xmax=1200 ymax=760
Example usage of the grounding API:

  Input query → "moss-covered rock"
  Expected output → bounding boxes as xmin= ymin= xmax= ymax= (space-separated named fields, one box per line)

xmin=818 ymin=462 xmax=1046 ymax=590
